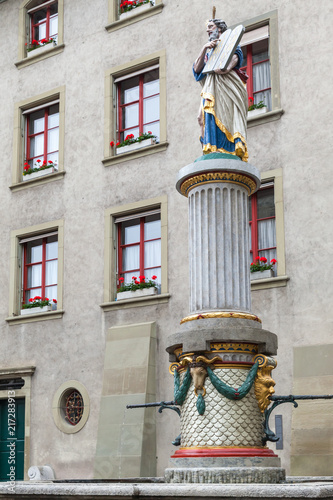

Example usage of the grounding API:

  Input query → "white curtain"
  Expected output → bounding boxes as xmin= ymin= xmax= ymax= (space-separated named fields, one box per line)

xmin=253 ymin=61 xmax=271 ymax=110
xmin=258 ymin=219 xmax=276 ymax=271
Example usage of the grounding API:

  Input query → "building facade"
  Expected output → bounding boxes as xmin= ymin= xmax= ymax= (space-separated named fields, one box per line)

xmin=0 ymin=0 xmax=332 ymax=481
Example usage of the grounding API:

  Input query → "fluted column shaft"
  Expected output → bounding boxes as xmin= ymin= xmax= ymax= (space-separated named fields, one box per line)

xmin=189 ymin=182 xmax=250 ymax=314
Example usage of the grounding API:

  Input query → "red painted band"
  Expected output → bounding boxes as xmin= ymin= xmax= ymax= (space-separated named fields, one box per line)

xmin=171 ymin=447 xmax=278 ymax=458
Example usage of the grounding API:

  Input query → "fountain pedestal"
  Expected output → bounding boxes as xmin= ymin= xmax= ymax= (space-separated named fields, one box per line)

xmin=165 ymin=154 xmax=284 ymax=483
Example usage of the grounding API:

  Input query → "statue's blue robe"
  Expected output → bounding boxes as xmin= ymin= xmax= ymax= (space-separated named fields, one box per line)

xmin=193 ymin=46 xmax=248 ymax=161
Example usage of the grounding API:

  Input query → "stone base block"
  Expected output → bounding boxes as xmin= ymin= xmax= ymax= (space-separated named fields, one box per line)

xmin=165 ymin=466 xmax=286 ymax=484
xmin=170 ymin=455 xmax=281 ymax=468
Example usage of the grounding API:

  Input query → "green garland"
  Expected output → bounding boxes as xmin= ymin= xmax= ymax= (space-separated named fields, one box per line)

xmin=173 ymin=362 xmax=259 ymax=415
xmin=174 ymin=367 xmax=192 ymax=405
xmin=207 ymin=362 xmax=259 ymax=400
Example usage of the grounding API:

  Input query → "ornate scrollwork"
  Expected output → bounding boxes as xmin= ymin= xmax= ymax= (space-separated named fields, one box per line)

xmin=180 ymin=172 xmax=257 ymax=197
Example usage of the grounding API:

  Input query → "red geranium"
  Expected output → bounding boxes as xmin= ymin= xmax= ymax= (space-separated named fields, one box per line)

xmin=53 ymin=299 xmax=57 ymax=303
xmin=36 ymin=159 xmax=41 ymax=163
xmin=110 ymin=141 xmax=115 ymax=147
xmin=259 ymin=257 xmax=267 ymax=263
xmin=132 ymin=276 xmax=137 ymax=280
xmin=119 ymin=277 xmax=124 ymax=282
xmin=151 ymin=275 xmax=157 ymax=280
xmin=135 ymin=280 xmax=140 ymax=285
xmin=270 ymin=259 xmax=277 ymax=264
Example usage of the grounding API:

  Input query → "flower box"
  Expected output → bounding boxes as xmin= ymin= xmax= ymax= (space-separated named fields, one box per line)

xmin=20 ymin=305 xmax=52 ymax=315
xmin=116 ymin=287 xmax=157 ymax=301
xmin=27 ymin=42 xmax=56 ymax=58
xmin=119 ymin=2 xmax=152 ymax=20
xmin=250 ymin=269 xmax=274 ymax=281
xmin=23 ymin=167 xmax=55 ymax=182
xmin=116 ymin=138 xmax=156 ymax=155
xmin=248 ymin=107 xmax=268 ymax=118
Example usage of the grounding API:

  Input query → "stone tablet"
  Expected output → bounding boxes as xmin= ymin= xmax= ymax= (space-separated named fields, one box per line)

xmin=203 ymin=25 xmax=245 ymax=74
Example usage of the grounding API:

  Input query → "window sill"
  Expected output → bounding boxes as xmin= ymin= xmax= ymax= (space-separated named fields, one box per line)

xmin=247 ymin=108 xmax=284 ymax=128
xmin=105 ymin=3 xmax=164 ymax=32
xmin=103 ymin=141 xmax=168 ymax=167
xmin=251 ymin=275 xmax=289 ymax=290
xmin=6 ymin=309 xmax=64 ymax=325
xmin=9 ymin=170 xmax=65 ymax=192
xmin=100 ymin=292 xmax=170 ymax=311
xmin=15 ymin=43 xmax=65 ymax=69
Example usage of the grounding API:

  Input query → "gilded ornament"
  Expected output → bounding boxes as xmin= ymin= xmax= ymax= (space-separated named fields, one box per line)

xmin=253 ymin=355 xmax=277 ymax=413
xmin=180 ymin=171 xmax=255 ymax=197
xmin=180 ymin=311 xmax=261 ymax=324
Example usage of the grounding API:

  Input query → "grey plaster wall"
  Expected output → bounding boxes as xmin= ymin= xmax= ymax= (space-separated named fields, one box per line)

xmin=0 ymin=0 xmax=332 ymax=480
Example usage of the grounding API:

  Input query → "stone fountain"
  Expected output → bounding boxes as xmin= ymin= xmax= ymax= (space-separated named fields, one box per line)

xmin=165 ymin=153 xmax=284 ymax=483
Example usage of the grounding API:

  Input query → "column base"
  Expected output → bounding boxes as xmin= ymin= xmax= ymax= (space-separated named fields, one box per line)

xmin=165 ymin=466 xmax=286 ymax=483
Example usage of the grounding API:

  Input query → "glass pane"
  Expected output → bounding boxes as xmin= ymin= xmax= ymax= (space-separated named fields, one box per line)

xmin=46 ymin=237 xmax=58 ymax=259
xmin=120 ymin=76 xmax=140 ymax=104
xmin=29 ymin=110 xmax=44 ymax=134
xmin=253 ymin=61 xmax=270 ymax=92
xmin=50 ymin=15 xmax=58 ymax=37
xmin=122 ymin=221 xmax=140 ymax=244
xmin=144 ymin=267 xmax=161 ymax=284
xmin=143 ymin=70 xmax=159 ymax=96
xmin=123 ymin=246 xmax=140 ymax=271
xmin=143 ymin=95 xmax=159 ymax=124
xmin=50 ymin=4 xmax=58 ymax=15
xmin=30 ymin=134 xmax=44 ymax=158
xmin=144 ymin=216 xmax=160 ymax=240
xmin=252 ymin=39 xmax=269 ymax=63
xmin=143 ymin=122 xmax=159 ymax=141
xmin=35 ymin=23 xmax=47 ymax=41
xmin=122 ymin=103 xmax=139 ymax=129
xmin=45 ymin=285 xmax=57 ymax=301
xmin=144 ymin=240 xmax=161 ymax=268
xmin=48 ymin=106 xmax=59 ymax=128
xmin=45 ymin=261 xmax=57 ymax=285
xmin=143 ymin=78 xmax=159 ymax=98
xmin=26 ymin=288 xmax=42 ymax=302
xmin=27 ymin=264 xmax=42 ymax=288
xmin=48 ymin=128 xmax=59 ymax=153
xmin=258 ymin=219 xmax=276 ymax=250
xmin=27 ymin=241 xmax=43 ymax=263
xmin=257 ymin=188 xmax=275 ymax=219
xmin=123 ymin=272 xmax=135 ymax=284
xmin=32 ymin=8 xmax=47 ymax=24
xmin=122 ymin=127 xmax=139 ymax=141
xmin=47 ymin=151 xmax=58 ymax=166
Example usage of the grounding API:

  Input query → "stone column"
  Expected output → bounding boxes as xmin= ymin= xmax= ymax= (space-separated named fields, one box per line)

xmin=166 ymin=154 xmax=283 ymax=484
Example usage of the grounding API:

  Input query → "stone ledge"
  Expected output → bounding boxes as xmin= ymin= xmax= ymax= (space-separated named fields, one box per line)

xmin=1 ymin=480 xmax=333 ymax=498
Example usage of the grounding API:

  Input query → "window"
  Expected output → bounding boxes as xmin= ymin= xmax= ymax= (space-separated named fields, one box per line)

xmin=16 ymin=0 xmax=64 ymax=67
xmin=102 ymin=196 xmax=169 ymax=309
xmin=103 ymin=50 xmax=167 ymax=166
xmin=250 ymin=169 xmax=288 ymax=289
xmin=24 ymin=101 xmax=59 ymax=170
xmin=249 ymin=182 xmax=276 ymax=270
xmin=52 ymin=381 xmax=90 ymax=434
xmin=28 ymin=0 xmax=58 ymax=45
xmin=116 ymin=67 xmax=160 ymax=144
xmin=106 ymin=0 xmax=163 ymax=32
xmin=11 ymin=87 xmax=65 ymax=190
xmin=241 ymin=27 xmax=271 ymax=110
xmin=7 ymin=220 xmax=64 ymax=324
xmin=116 ymin=210 xmax=161 ymax=286
xmin=238 ymin=10 xmax=283 ymax=124
xmin=21 ymin=232 xmax=58 ymax=306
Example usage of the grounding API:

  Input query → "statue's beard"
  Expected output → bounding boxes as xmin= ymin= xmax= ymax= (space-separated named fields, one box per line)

xmin=208 ymin=27 xmax=220 ymax=41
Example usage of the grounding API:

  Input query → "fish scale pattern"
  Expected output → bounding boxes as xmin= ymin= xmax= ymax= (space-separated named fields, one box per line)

xmin=180 ymin=368 xmax=264 ymax=447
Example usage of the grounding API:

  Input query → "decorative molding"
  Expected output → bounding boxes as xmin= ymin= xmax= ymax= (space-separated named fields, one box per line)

xmin=180 ymin=171 xmax=257 ymax=197
xmin=180 ymin=312 xmax=262 ymax=324
xmin=253 ymin=354 xmax=277 ymax=413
